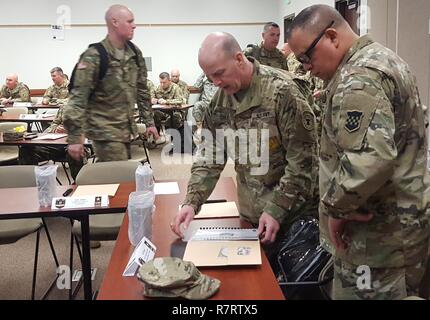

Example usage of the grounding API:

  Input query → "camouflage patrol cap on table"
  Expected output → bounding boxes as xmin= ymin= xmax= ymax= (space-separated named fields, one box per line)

xmin=137 ymin=257 xmax=220 ymax=300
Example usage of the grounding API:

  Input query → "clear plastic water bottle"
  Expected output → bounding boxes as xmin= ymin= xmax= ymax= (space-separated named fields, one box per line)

xmin=135 ymin=164 xmax=154 ymax=192
xmin=127 ymin=190 xmax=155 ymax=246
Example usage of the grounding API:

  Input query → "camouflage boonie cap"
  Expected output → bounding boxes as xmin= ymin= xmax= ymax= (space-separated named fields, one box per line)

xmin=137 ymin=257 xmax=220 ymax=300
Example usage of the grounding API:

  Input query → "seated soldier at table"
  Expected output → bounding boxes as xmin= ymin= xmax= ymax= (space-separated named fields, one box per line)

xmin=151 ymin=72 xmax=185 ymax=132
xmin=0 ymin=73 xmax=31 ymax=105
xmin=42 ymin=67 xmax=69 ymax=106
xmin=19 ymin=106 xmax=87 ymax=181
xmin=170 ymin=68 xmax=190 ymax=103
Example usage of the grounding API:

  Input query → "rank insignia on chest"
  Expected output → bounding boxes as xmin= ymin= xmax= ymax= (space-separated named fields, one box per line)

xmin=345 ymin=111 xmax=363 ymax=133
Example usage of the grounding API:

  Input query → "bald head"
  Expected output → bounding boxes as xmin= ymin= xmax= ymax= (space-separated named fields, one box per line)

xmin=105 ymin=4 xmax=130 ymax=25
xmin=5 ymin=73 xmax=18 ymax=90
xmin=170 ymin=69 xmax=180 ymax=83
xmin=199 ymin=32 xmax=242 ymax=66
xmin=287 ymin=4 xmax=348 ymax=40
xmin=105 ymin=4 xmax=135 ymax=44
xmin=198 ymin=32 xmax=253 ymax=95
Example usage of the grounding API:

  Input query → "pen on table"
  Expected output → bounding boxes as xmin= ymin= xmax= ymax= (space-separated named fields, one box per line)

xmin=205 ymin=199 xmax=227 ymax=204
xmin=63 ymin=188 xmax=74 ymax=197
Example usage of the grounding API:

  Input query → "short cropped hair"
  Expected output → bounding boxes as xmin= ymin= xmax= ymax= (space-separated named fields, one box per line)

xmin=159 ymin=72 xmax=170 ymax=80
xmin=50 ymin=67 xmax=64 ymax=75
xmin=263 ymin=22 xmax=280 ymax=32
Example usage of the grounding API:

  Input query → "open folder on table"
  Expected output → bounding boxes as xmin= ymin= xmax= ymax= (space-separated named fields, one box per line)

xmin=33 ymin=133 xmax=67 ymax=140
xmin=183 ymin=227 xmax=261 ymax=267
xmin=71 ymin=184 xmax=119 ymax=197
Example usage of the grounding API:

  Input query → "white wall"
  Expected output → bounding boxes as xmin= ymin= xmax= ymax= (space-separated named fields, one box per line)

xmin=278 ymin=0 xmax=335 ymax=38
xmin=0 ymin=0 xmax=279 ymax=88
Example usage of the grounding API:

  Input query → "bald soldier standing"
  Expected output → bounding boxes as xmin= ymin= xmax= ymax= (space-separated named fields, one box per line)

xmin=64 ymin=4 xmax=158 ymax=162
xmin=0 ymin=74 xmax=30 ymax=104
xmin=288 ymin=5 xmax=430 ymax=299
xmin=244 ymin=22 xmax=289 ymax=71
xmin=172 ymin=32 xmax=319 ymax=263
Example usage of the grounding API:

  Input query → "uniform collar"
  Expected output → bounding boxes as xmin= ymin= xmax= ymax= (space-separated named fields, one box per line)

xmin=326 ymin=34 xmax=374 ymax=91
xmin=233 ymin=57 xmax=263 ymax=115
xmin=101 ymin=36 xmax=136 ymax=61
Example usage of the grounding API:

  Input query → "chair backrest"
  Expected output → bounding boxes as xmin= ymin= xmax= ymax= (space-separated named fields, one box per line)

xmin=0 ymin=122 xmax=28 ymax=132
xmin=75 ymin=160 xmax=140 ymax=185
xmin=0 ymin=165 xmax=37 ymax=188
xmin=4 ymin=107 xmax=28 ymax=116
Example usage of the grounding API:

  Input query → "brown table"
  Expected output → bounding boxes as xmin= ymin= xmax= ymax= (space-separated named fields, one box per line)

xmin=97 ymin=178 xmax=284 ymax=300
xmin=0 ymin=134 xmax=92 ymax=146
xmin=0 ymin=182 xmax=136 ymax=300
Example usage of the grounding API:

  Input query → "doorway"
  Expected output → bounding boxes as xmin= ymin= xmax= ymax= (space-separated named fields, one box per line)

xmin=336 ymin=0 xmax=360 ymax=34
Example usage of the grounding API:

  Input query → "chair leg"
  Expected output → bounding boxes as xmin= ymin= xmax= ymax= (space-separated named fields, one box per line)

xmin=143 ymin=141 xmax=151 ymax=167
xmin=56 ymin=177 xmax=63 ymax=185
xmin=31 ymin=228 xmax=41 ymax=300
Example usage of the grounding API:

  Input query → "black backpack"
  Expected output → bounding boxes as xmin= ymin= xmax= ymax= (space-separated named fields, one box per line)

xmin=68 ymin=41 xmax=140 ymax=92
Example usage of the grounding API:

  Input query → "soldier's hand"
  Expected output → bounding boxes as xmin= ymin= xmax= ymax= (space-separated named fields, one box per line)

xmin=171 ymin=205 xmax=195 ymax=238
xmin=68 ymin=144 xmax=85 ymax=161
xmin=146 ymin=126 xmax=160 ymax=140
xmin=54 ymin=125 xmax=66 ymax=134
xmin=257 ymin=212 xmax=280 ymax=244
xmin=151 ymin=98 xmax=158 ymax=105
xmin=158 ymin=98 xmax=167 ymax=105
xmin=313 ymin=90 xmax=322 ymax=100
xmin=328 ymin=213 xmax=373 ymax=251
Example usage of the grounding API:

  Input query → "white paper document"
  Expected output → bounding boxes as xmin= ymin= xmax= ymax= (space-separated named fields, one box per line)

xmin=13 ymin=102 xmax=32 ymax=108
xmin=123 ymin=237 xmax=157 ymax=277
xmin=154 ymin=182 xmax=180 ymax=195
xmin=33 ymin=133 xmax=67 ymax=140
xmin=194 ymin=201 xmax=239 ymax=219
xmin=19 ymin=114 xmax=53 ymax=120
xmin=190 ymin=227 xmax=259 ymax=241
xmin=51 ymin=195 xmax=109 ymax=210
xmin=72 ymin=184 xmax=119 ymax=197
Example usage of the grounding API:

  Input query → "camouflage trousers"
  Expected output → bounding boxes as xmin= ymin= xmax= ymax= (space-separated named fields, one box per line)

xmin=154 ymin=110 xmax=185 ymax=131
xmin=192 ymin=102 xmax=207 ymax=125
xmin=92 ymin=141 xmax=131 ymax=162
xmin=18 ymin=145 xmax=86 ymax=181
xmin=333 ymin=256 xmax=429 ymax=300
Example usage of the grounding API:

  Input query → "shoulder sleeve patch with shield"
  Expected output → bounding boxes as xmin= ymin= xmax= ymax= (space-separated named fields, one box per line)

xmin=344 ymin=111 xmax=363 ymax=133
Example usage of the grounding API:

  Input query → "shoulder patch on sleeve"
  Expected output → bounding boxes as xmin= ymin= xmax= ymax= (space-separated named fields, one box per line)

xmin=302 ymin=110 xmax=315 ymax=131
xmin=344 ymin=110 xmax=363 ymax=133
xmin=77 ymin=62 xmax=88 ymax=70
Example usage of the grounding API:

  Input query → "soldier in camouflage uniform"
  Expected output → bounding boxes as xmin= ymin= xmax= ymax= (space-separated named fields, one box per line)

xmin=42 ymin=67 xmax=69 ymax=106
xmin=244 ymin=22 xmax=288 ymax=71
xmin=288 ymin=5 xmax=430 ymax=299
xmin=170 ymin=69 xmax=190 ymax=103
xmin=64 ymin=5 xmax=157 ymax=162
xmin=152 ymin=72 xmax=185 ymax=130
xmin=173 ymin=32 xmax=319 ymax=264
xmin=19 ymin=106 xmax=86 ymax=180
xmin=147 ymin=79 xmax=156 ymax=99
xmin=0 ymin=74 xmax=30 ymax=104
xmin=283 ymin=43 xmax=326 ymax=142
xmin=192 ymin=73 xmax=218 ymax=127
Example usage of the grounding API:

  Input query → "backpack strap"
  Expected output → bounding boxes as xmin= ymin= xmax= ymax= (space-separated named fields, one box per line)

xmin=68 ymin=42 xmax=108 ymax=92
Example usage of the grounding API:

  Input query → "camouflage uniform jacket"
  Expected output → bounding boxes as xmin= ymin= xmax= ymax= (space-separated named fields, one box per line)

xmin=183 ymin=58 xmax=319 ymax=225
xmin=192 ymin=73 xmax=218 ymax=124
xmin=174 ymin=79 xmax=190 ymax=103
xmin=64 ymin=37 xmax=153 ymax=144
xmin=147 ymin=79 xmax=156 ymax=99
xmin=154 ymin=82 xmax=184 ymax=105
xmin=319 ymin=35 xmax=430 ymax=268
xmin=244 ymin=42 xmax=289 ymax=71
xmin=45 ymin=106 xmax=65 ymax=133
xmin=43 ymin=79 xmax=69 ymax=105
xmin=0 ymin=82 xmax=31 ymax=102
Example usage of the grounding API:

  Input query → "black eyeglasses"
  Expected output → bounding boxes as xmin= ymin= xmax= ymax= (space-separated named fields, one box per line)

xmin=297 ymin=20 xmax=334 ymax=64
